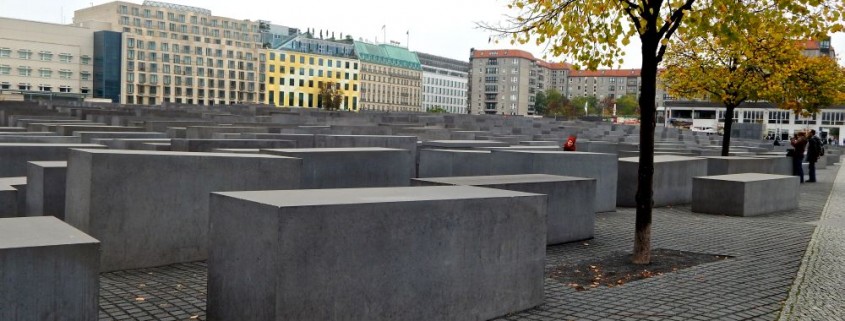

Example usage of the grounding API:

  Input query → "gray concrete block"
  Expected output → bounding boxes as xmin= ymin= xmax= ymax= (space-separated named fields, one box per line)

xmin=0 ymin=216 xmax=99 ymax=321
xmin=56 ymin=125 xmax=144 ymax=136
xmin=208 ymin=186 xmax=546 ymax=321
xmin=75 ymin=131 xmax=167 ymax=144
xmin=0 ymin=177 xmax=27 ymax=217
xmin=241 ymin=133 xmax=315 ymax=148
xmin=418 ymin=149 xmax=491 ymax=178
xmin=617 ymin=156 xmax=707 ymax=207
xmin=412 ymin=174 xmax=595 ymax=244
xmin=0 ymin=135 xmax=82 ymax=143
xmin=692 ymin=173 xmax=799 ymax=216
xmin=262 ymin=147 xmax=412 ymax=188
xmin=705 ymin=156 xmax=777 ymax=175
xmin=171 ymin=139 xmax=296 ymax=152
xmin=185 ymin=126 xmax=269 ymax=139
xmin=490 ymin=150 xmax=618 ymax=212
xmin=64 ymin=149 xmax=302 ymax=271
xmin=0 ymin=143 xmax=105 ymax=177
xmin=26 ymin=161 xmax=68 ymax=219
xmin=420 ymin=140 xmax=510 ymax=149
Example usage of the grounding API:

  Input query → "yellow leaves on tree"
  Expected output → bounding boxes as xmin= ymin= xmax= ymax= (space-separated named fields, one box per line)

xmin=769 ymin=55 xmax=845 ymax=116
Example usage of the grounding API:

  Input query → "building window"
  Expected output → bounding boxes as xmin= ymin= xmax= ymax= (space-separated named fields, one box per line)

xmin=0 ymin=65 xmax=9 ymax=75
xmin=59 ymin=53 xmax=73 ymax=63
xmin=39 ymin=52 xmax=53 ymax=61
xmin=59 ymin=70 xmax=72 ymax=79
xmin=17 ymin=66 xmax=31 ymax=76
xmin=38 ymin=85 xmax=52 ymax=92
xmin=0 ymin=48 xmax=10 ymax=57
xmin=18 ymin=50 xmax=31 ymax=60
xmin=59 ymin=86 xmax=72 ymax=93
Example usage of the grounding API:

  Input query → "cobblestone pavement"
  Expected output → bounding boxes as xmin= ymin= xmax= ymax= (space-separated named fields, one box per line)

xmin=97 ymin=164 xmax=841 ymax=321
xmin=778 ymin=161 xmax=845 ymax=321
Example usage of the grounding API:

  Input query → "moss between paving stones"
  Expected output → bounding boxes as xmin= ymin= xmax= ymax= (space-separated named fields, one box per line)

xmin=547 ymin=248 xmax=732 ymax=291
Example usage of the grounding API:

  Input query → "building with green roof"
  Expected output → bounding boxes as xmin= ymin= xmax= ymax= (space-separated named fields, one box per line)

xmin=354 ymin=42 xmax=423 ymax=112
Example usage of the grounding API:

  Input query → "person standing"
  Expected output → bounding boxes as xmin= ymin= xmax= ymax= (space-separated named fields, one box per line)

xmin=806 ymin=129 xmax=823 ymax=183
xmin=791 ymin=132 xmax=808 ymax=183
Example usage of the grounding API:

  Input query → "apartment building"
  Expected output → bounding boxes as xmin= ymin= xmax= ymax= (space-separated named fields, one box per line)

xmin=0 ymin=17 xmax=98 ymax=101
xmin=263 ymin=32 xmax=360 ymax=110
xmin=415 ymin=52 xmax=469 ymax=114
xmin=566 ymin=69 xmax=641 ymax=100
xmin=73 ymin=0 xmax=263 ymax=105
xmin=468 ymin=49 xmax=565 ymax=115
xmin=355 ymin=42 xmax=422 ymax=112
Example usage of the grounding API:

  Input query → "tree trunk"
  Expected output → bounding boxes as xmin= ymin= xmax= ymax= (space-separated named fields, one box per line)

xmin=721 ymin=105 xmax=736 ymax=156
xmin=633 ymin=36 xmax=660 ymax=265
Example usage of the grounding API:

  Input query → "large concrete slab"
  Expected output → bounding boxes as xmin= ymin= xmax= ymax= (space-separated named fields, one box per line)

xmin=185 ymin=126 xmax=269 ymax=139
xmin=705 ymin=156 xmax=778 ymax=175
xmin=418 ymin=149 xmax=492 ymax=178
xmin=25 ymin=161 xmax=68 ymax=219
xmin=64 ymin=149 xmax=302 ymax=271
xmin=0 ymin=216 xmax=99 ymax=321
xmin=692 ymin=173 xmax=799 ymax=216
xmin=617 ymin=155 xmax=707 ymax=207
xmin=490 ymin=150 xmax=618 ymax=212
xmin=75 ymin=131 xmax=167 ymax=144
xmin=420 ymin=140 xmax=510 ymax=149
xmin=0 ymin=143 xmax=104 ymax=177
xmin=56 ymin=125 xmax=144 ymax=136
xmin=262 ymin=147 xmax=413 ymax=188
xmin=0 ymin=135 xmax=82 ymax=143
xmin=171 ymin=139 xmax=296 ymax=152
xmin=412 ymin=174 xmax=596 ymax=244
xmin=208 ymin=186 xmax=546 ymax=321
xmin=0 ymin=176 xmax=27 ymax=217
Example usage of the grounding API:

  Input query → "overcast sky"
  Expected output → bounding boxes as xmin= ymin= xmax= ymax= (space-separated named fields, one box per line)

xmin=2 ymin=0 xmax=844 ymax=68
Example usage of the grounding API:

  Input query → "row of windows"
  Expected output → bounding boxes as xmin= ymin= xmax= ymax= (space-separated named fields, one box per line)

xmin=267 ymin=53 xmax=358 ymax=70
xmin=126 ymin=40 xmax=254 ymax=61
xmin=0 ymin=49 xmax=91 ymax=64
xmin=423 ymin=77 xmax=466 ymax=89
xmin=0 ymin=65 xmax=90 ymax=80
xmin=423 ymin=86 xmax=465 ymax=97
xmin=0 ymin=82 xmax=88 ymax=93
xmin=122 ymin=27 xmax=255 ymax=48
xmin=118 ymin=5 xmax=257 ymax=33
xmin=267 ymin=65 xmax=356 ymax=80
xmin=422 ymin=104 xmax=465 ymax=113
xmin=267 ymin=91 xmax=358 ymax=109
xmin=423 ymin=95 xmax=466 ymax=106
xmin=125 ymin=85 xmax=249 ymax=99
xmin=267 ymin=77 xmax=357 ymax=91
xmin=119 ymin=16 xmax=257 ymax=43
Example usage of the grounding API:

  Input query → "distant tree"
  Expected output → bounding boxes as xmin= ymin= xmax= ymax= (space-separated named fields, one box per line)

xmin=600 ymin=96 xmax=616 ymax=116
xmin=534 ymin=91 xmax=548 ymax=115
xmin=427 ymin=106 xmax=448 ymax=113
xmin=544 ymin=89 xmax=566 ymax=116
xmin=615 ymin=94 xmax=639 ymax=116
xmin=571 ymin=96 xmax=598 ymax=116
xmin=768 ymin=55 xmax=845 ymax=118
xmin=319 ymin=82 xmax=344 ymax=111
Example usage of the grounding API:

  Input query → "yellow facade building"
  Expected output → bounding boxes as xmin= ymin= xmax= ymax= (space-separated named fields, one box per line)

xmin=263 ymin=34 xmax=359 ymax=110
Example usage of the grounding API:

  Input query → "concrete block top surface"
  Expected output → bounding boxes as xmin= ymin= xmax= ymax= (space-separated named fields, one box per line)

xmin=0 ymin=176 xmax=27 ymax=186
xmin=316 ymin=134 xmax=417 ymax=139
xmin=214 ymin=186 xmax=543 ymax=208
xmin=424 ymin=149 xmax=491 ymax=154
xmin=501 ymin=150 xmax=611 ymax=156
xmin=27 ymin=161 xmax=69 ymax=168
xmin=620 ymin=155 xmax=704 ymax=163
xmin=263 ymin=147 xmax=405 ymax=153
xmin=72 ymin=148 xmax=299 ymax=159
xmin=704 ymin=156 xmax=759 ymax=160
xmin=697 ymin=173 xmax=796 ymax=182
xmin=0 ymin=216 xmax=98 ymax=249
xmin=414 ymin=174 xmax=595 ymax=185
xmin=422 ymin=140 xmax=510 ymax=147
xmin=0 ymin=143 xmax=104 ymax=147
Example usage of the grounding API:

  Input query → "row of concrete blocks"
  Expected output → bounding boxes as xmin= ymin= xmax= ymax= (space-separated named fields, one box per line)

xmin=3 ymin=175 xmax=598 ymax=321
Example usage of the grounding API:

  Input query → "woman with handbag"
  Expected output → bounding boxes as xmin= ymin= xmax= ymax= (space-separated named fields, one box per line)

xmin=790 ymin=132 xmax=808 ymax=183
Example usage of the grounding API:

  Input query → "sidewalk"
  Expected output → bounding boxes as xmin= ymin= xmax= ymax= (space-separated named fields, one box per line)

xmin=97 ymin=164 xmax=842 ymax=321
xmin=779 ymin=162 xmax=845 ymax=321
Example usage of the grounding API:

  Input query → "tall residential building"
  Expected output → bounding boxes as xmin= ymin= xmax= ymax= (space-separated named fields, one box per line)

xmin=468 ymin=49 xmax=563 ymax=115
xmin=73 ymin=0 xmax=264 ymax=105
xmin=263 ymin=32 xmax=360 ymax=110
xmin=0 ymin=17 xmax=100 ymax=101
xmin=415 ymin=52 xmax=469 ymax=114
xmin=354 ymin=42 xmax=422 ymax=112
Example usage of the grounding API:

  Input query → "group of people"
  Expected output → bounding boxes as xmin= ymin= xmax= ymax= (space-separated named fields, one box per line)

xmin=789 ymin=129 xmax=825 ymax=183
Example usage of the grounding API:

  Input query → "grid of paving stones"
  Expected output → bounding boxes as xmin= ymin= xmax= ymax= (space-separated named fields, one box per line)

xmin=778 ymin=163 xmax=845 ymax=321
xmin=97 ymin=164 xmax=840 ymax=321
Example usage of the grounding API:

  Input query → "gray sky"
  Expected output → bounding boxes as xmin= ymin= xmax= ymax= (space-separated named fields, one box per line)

xmin=1 ymin=0 xmax=843 ymax=68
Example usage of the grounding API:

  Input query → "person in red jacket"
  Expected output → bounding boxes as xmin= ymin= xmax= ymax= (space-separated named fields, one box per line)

xmin=563 ymin=135 xmax=577 ymax=151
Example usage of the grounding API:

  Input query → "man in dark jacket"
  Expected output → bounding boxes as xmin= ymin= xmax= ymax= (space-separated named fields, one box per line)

xmin=806 ymin=129 xmax=823 ymax=182
xmin=791 ymin=132 xmax=808 ymax=183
